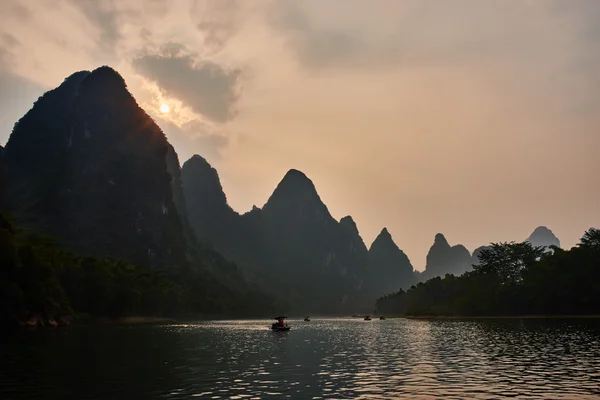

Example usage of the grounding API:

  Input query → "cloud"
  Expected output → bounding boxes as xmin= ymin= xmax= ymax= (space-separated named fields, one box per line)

xmin=159 ymin=119 xmax=229 ymax=165
xmin=0 ymin=33 xmax=19 ymax=68
xmin=269 ymin=0 xmax=600 ymax=74
xmin=191 ymin=0 xmax=241 ymax=54
xmin=0 ymin=1 xmax=31 ymax=22
xmin=132 ymin=45 xmax=241 ymax=123
xmin=268 ymin=1 xmax=372 ymax=70
xmin=68 ymin=0 xmax=121 ymax=56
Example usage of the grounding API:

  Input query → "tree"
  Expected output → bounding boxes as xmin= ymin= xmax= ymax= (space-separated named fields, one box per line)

xmin=473 ymin=242 xmax=545 ymax=285
xmin=579 ymin=228 xmax=600 ymax=250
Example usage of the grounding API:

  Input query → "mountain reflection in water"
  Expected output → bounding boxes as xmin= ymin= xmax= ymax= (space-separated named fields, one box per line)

xmin=2 ymin=318 xmax=600 ymax=399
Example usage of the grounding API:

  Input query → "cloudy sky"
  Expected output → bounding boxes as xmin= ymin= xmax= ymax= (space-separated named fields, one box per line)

xmin=1 ymin=0 xmax=599 ymax=269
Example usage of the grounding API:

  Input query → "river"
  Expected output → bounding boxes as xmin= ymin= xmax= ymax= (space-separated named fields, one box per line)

xmin=2 ymin=318 xmax=600 ymax=399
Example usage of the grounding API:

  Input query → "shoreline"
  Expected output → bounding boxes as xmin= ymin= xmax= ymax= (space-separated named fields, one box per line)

xmin=114 ymin=316 xmax=177 ymax=324
xmin=69 ymin=316 xmax=178 ymax=326
xmin=401 ymin=315 xmax=600 ymax=320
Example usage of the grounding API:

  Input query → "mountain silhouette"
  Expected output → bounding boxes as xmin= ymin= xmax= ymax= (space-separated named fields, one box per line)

xmin=526 ymin=226 xmax=560 ymax=249
xmin=423 ymin=233 xmax=472 ymax=278
xmin=471 ymin=226 xmax=561 ymax=266
xmin=182 ymin=160 xmax=372 ymax=313
xmin=181 ymin=154 xmax=239 ymax=246
xmin=0 ymin=144 xmax=5 ymax=211
xmin=367 ymin=228 xmax=415 ymax=297
xmin=3 ymin=66 xmax=188 ymax=268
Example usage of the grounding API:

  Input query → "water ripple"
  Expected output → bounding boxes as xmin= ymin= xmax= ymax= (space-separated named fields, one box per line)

xmin=1 ymin=318 xmax=600 ymax=398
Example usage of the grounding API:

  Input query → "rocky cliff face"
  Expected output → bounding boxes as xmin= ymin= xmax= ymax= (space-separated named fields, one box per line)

xmin=257 ymin=169 xmax=369 ymax=312
xmin=181 ymin=154 xmax=238 ymax=246
xmin=424 ymin=233 xmax=472 ymax=278
xmin=3 ymin=66 xmax=187 ymax=269
xmin=182 ymin=161 xmax=371 ymax=313
xmin=0 ymin=144 xmax=5 ymax=211
xmin=340 ymin=216 xmax=368 ymax=256
xmin=526 ymin=226 xmax=560 ymax=249
xmin=166 ymin=144 xmax=187 ymax=222
xmin=367 ymin=228 xmax=414 ymax=297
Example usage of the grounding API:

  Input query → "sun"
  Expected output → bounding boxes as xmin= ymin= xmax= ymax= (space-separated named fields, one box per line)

xmin=160 ymin=103 xmax=170 ymax=114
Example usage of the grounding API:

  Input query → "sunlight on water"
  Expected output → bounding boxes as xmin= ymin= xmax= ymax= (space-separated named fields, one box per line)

xmin=2 ymin=318 xmax=600 ymax=398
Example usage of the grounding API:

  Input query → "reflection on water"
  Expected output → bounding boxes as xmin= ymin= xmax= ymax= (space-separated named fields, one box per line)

xmin=2 ymin=318 xmax=600 ymax=399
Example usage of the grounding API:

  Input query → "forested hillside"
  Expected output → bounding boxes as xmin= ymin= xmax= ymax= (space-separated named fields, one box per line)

xmin=376 ymin=229 xmax=600 ymax=317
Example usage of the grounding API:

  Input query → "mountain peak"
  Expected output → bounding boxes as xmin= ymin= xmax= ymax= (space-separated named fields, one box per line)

xmin=3 ymin=66 xmax=187 ymax=268
xmin=434 ymin=233 xmax=449 ymax=246
xmin=367 ymin=226 xmax=414 ymax=294
xmin=371 ymin=227 xmax=396 ymax=249
xmin=280 ymin=169 xmax=314 ymax=188
xmin=265 ymin=168 xmax=321 ymax=208
xmin=425 ymin=233 xmax=471 ymax=278
xmin=61 ymin=70 xmax=92 ymax=87
xmin=526 ymin=226 xmax=560 ymax=248
xmin=77 ymin=66 xmax=132 ymax=102
xmin=530 ymin=226 xmax=553 ymax=235
xmin=181 ymin=154 xmax=228 ymax=207
xmin=87 ymin=66 xmax=127 ymax=86
xmin=185 ymin=154 xmax=211 ymax=169
xmin=181 ymin=154 xmax=238 ymax=242
xmin=340 ymin=215 xmax=359 ymax=233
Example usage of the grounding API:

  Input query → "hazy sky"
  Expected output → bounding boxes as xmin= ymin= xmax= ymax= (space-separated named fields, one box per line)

xmin=1 ymin=0 xmax=599 ymax=269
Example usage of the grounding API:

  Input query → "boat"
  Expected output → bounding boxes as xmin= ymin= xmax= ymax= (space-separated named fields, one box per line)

xmin=304 ymin=316 xmax=310 ymax=321
xmin=364 ymin=315 xmax=372 ymax=321
xmin=379 ymin=316 xmax=386 ymax=320
xmin=271 ymin=316 xmax=291 ymax=331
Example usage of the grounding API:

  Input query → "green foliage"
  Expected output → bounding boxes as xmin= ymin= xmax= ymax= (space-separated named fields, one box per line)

xmin=579 ymin=228 xmax=600 ymax=249
xmin=0 ymin=213 xmax=184 ymax=326
xmin=375 ymin=230 xmax=600 ymax=317
xmin=473 ymin=242 xmax=546 ymax=284
xmin=1 ymin=212 xmax=279 ymax=327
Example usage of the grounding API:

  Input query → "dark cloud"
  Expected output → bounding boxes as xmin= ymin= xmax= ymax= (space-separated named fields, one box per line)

xmin=69 ymin=0 xmax=121 ymax=55
xmin=270 ymin=1 xmax=600 ymax=73
xmin=133 ymin=46 xmax=241 ymax=123
xmin=269 ymin=1 xmax=372 ymax=70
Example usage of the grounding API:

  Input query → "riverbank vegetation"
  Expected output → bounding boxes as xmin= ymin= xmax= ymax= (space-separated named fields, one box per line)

xmin=376 ymin=229 xmax=600 ymax=317
xmin=0 ymin=213 xmax=278 ymax=327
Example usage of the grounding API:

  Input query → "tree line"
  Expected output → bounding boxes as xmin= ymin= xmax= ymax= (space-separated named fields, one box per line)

xmin=0 ymin=213 xmax=280 ymax=327
xmin=375 ymin=228 xmax=600 ymax=317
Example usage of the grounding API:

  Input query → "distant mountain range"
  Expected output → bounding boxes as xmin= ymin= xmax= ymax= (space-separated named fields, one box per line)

xmin=0 ymin=66 xmax=563 ymax=315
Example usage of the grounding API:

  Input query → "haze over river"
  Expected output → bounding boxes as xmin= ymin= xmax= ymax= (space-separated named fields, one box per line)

xmin=2 ymin=318 xmax=600 ymax=399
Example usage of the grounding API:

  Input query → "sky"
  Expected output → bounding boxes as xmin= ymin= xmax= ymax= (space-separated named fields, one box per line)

xmin=1 ymin=0 xmax=599 ymax=270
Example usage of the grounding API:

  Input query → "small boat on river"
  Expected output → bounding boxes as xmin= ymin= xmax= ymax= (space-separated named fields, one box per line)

xmin=271 ymin=316 xmax=291 ymax=331
xmin=364 ymin=315 xmax=372 ymax=321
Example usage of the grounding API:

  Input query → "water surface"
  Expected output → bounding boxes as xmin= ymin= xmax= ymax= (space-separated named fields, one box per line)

xmin=2 ymin=318 xmax=600 ymax=399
